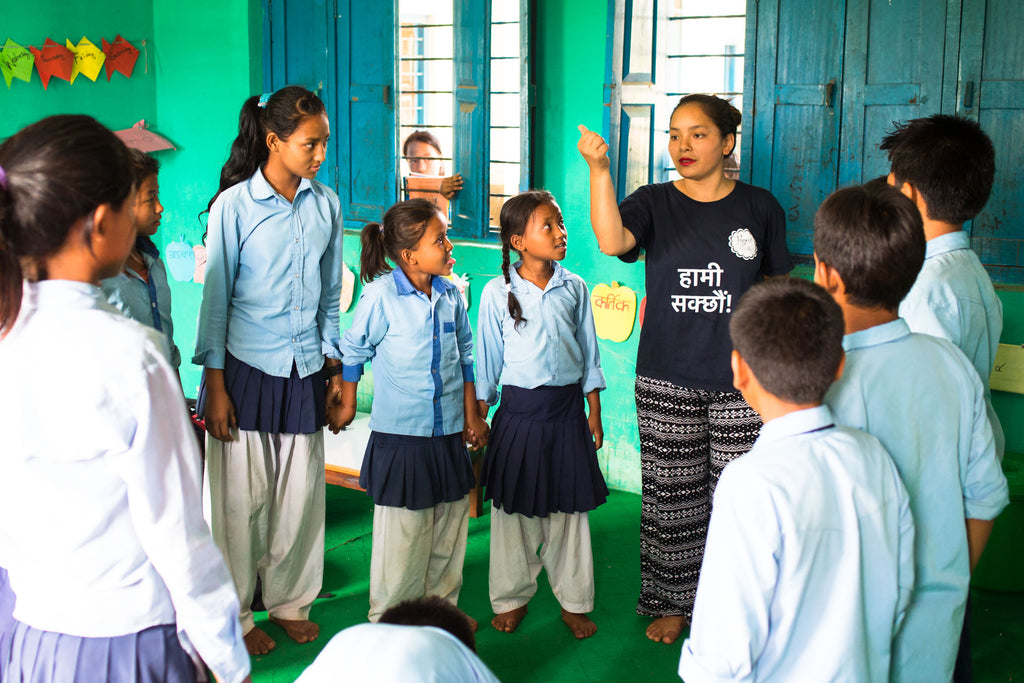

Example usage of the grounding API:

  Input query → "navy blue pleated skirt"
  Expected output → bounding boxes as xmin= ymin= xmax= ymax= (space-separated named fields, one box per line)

xmin=198 ymin=351 xmax=326 ymax=435
xmin=482 ymin=384 xmax=608 ymax=517
xmin=360 ymin=431 xmax=476 ymax=511
xmin=0 ymin=622 xmax=195 ymax=683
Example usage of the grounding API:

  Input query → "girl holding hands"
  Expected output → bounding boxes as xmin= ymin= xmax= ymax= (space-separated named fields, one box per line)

xmin=332 ymin=198 xmax=488 ymax=624
xmin=475 ymin=190 xmax=608 ymax=639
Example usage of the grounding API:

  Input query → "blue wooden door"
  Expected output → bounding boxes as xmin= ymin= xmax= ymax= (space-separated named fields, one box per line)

xmin=747 ymin=0 xmax=846 ymax=257
xmin=959 ymin=0 xmax=1024 ymax=284
xmin=451 ymin=0 xmax=490 ymax=234
xmin=263 ymin=0 xmax=397 ymax=227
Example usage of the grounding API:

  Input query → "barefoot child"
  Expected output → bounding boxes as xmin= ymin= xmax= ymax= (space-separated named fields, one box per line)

xmin=194 ymin=86 xmax=345 ymax=655
xmin=475 ymin=190 xmax=608 ymax=639
xmin=0 ymin=115 xmax=249 ymax=682
xmin=331 ymin=198 xmax=489 ymax=623
xmin=679 ymin=277 xmax=914 ymax=682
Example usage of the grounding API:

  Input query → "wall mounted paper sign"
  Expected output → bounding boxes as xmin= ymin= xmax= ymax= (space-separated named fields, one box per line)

xmin=339 ymin=262 xmax=355 ymax=313
xmin=192 ymin=245 xmax=207 ymax=284
xmin=638 ymin=295 xmax=646 ymax=328
xmin=29 ymin=38 xmax=73 ymax=89
xmin=101 ymin=35 xmax=139 ymax=81
xmin=114 ymin=120 xmax=176 ymax=152
xmin=991 ymin=343 xmax=1024 ymax=395
xmin=66 ymin=37 xmax=105 ymax=83
xmin=165 ymin=235 xmax=196 ymax=282
xmin=591 ymin=281 xmax=636 ymax=342
xmin=1 ymin=39 xmax=34 ymax=87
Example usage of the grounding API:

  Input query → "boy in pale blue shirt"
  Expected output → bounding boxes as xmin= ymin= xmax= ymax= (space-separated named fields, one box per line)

xmin=679 ymin=276 xmax=914 ymax=683
xmin=815 ymin=184 xmax=1009 ymax=683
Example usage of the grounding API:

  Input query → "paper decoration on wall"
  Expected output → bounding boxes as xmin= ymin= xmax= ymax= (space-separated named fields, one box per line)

xmin=66 ymin=37 xmax=104 ymax=83
xmin=192 ymin=245 xmax=207 ymax=285
xmin=101 ymin=35 xmax=139 ymax=81
xmin=165 ymin=235 xmax=196 ymax=282
xmin=639 ymin=295 xmax=647 ymax=328
xmin=444 ymin=271 xmax=470 ymax=307
xmin=1 ymin=39 xmax=34 ymax=87
xmin=114 ymin=120 xmax=176 ymax=152
xmin=339 ymin=262 xmax=356 ymax=313
xmin=991 ymin=343 xmax=1024 ymax=395
xmin=29 ymin=38 xmax=74 ymax=89
xmin=590 ymin=281 xmax=636 ymax=342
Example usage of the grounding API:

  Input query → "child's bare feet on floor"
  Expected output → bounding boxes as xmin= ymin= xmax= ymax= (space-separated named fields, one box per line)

xmin=491 ymin=605 xmax=528 ymax=633
xmin=466 ymin=614 xmax=479 ymax=632
xmin=244 ymin=626 xmax=276 ymax=655
xmin=269 ymin=616 xmax=320 ymax=644
xmin=561 ymin=608 xmax=597 ymax=639
xmin=646 ymin=615 xmax=687 ymax=644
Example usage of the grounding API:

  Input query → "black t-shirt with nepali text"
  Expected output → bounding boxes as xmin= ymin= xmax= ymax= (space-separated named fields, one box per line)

xmin=619 ymin=181 xmax=791 ymax=391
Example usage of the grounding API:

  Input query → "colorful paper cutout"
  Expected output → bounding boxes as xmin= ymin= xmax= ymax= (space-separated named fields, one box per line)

xmin=1 ymin=39 xmax=34 ymax=88
xmin=114 ymin=121 xmax=176 ymax=152
xmin=444 ymin=271 xmax=470 ymax=307
xmin=101 ymin=35 xmax=139 ymax=81
xmin=29 ymin=38 xmax=74 ymax=89
xmin=639 ymin=295 xmax=647 ymax=328
xmin=66 ymin=37 xmax=105 ymax=83
xmin=591 ymin=281 xmax=637 ymax=342
xmin=192 ymin=245 xmax=207 ymax=285
xmin=339 ymin=262 xmax=356 ymax=313
xmin=165 ymin=236 xmax=196 ymax=282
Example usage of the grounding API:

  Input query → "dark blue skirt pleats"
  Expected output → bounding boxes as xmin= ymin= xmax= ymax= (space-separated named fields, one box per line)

xmin=0 ymin=622 xmax=195 ymax=683
xmin=482 ymin=384 xmax=608 ymax=517
xmin=198 ymin=351 xmax=326 ymax=435
xmin=360 ymin=432 xmax=476 ymax=511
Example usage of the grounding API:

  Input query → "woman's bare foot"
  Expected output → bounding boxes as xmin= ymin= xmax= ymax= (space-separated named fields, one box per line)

xmin=243 ymin=626 xmax=276 ymax=655
xmin=645 ymin=615 xmax=687 ymax=644
xmin=269 ymin=616 xmax=320 ymax=644
xmin=491 ymin=605 xmax=528 ymax=633
xmin=561 ymin=608 xmax=597 ymax=639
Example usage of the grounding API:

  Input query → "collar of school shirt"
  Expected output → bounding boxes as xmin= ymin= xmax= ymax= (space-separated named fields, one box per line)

xmin=508 ymin=259 xmax=567 ymax=293
xmin=756 ymin=404 xmax=835 ymax=444
xmin=26 ymin=279 xmax=103 ymax=310
xmin=137 ymin=236 xmax=160 ymax=258
xmin=392 ymin=266 xmax=456 ymax=299
xmin=925 ymin=230 xmax=971 ymax=259
xmin=842 ymin=317 xmax=910 ymax=352
xmin=249 ymin=167 xmax=314 ymax=202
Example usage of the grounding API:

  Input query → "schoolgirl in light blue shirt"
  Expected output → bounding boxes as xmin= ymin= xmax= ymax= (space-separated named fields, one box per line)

xmin=475 ymin=260 xmax=605 ymax=405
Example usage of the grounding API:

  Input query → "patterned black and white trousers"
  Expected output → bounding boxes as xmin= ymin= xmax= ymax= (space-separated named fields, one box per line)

xmin=635 ymin=374 xmax=762 ymax=619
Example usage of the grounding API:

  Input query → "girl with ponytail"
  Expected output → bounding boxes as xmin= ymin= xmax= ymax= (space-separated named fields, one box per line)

xmin=473 ymin=189 xmax=607 ymax=639
xmin=333 ymin=198 xmax=489 ymax=624
xmin=0 ymin=116 xmax=250 ymax=683
xmin=193 ymin=86 xmax=344 ymax=655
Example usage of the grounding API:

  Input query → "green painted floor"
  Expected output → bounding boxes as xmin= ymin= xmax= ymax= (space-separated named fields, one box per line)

xmin=250 ymin=486 xmax=1024 ymax=682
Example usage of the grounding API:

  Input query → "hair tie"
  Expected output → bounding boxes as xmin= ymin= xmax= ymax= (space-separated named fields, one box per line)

xmin=0 ymin=165 xmax=8 ymax=191
xmin=379 ymin=224 xmax=385 ymax=234
xmin=258 ymin=92 xmax=272 ymax=108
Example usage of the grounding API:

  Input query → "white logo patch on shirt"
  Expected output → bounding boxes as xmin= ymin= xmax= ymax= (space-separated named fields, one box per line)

xmin=728 ymin=228 xmax=758 ymax=261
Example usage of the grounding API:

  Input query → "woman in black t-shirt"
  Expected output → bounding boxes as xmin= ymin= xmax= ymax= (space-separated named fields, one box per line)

xmin=578 ymin=95 xmax=791 ymax=644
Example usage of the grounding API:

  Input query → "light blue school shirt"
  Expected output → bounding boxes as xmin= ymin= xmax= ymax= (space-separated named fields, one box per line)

xmin=340 ymin=268 xmax=475 ymax=437
xmin=101 ymin=239 xmax=180 ymax=369
xmin=193 ymin=169 xmax=344 ymax=377
xmin=899 ymin=230 xmax=1005 ymax=458
xmin=678 ymin=406 xmax=915 ymax=683
xmin=825 ymin=319 xmax=1009 ymax=683
xmin=475 ymin=262 xmax=606 ymax=405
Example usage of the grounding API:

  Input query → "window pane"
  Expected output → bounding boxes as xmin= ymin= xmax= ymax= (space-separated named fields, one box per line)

xmin=491 ymin=0 xmax=519 ymax=24
xmin=665 ymin=17 xmax=744 ymax=55
xmin=491 ymin=22 xmax=520 ymax=58
xmin=673 ymin=0 xmax=745 ymax=16
xmin=666 ymin=56 xmax=744 ymax=95
xmin=491 ymin=57 xmax=520 ymax=93
xmin=400 ymin=0 xmax=452 ymax=24
xmin=490 ymin=93 xmax=522 ymax=127
xmin=490 ymin=127 xmax=521 ymax=164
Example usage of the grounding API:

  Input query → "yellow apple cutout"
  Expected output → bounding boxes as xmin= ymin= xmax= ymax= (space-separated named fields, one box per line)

xmin=590 ymin=281 xmax=637 ymax=342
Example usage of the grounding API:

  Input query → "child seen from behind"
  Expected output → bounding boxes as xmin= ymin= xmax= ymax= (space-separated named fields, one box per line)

xmin=333 ymin=198 xmax=489 ymax=624
xmin=678 ymin=277 xmax=914 ymax=682
xmin=475 ymin=190 xmax=608 ymax=639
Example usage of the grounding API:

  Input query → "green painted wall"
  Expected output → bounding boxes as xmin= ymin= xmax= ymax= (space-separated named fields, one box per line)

xmin=0 ymin=3 xmax=156 ymax=139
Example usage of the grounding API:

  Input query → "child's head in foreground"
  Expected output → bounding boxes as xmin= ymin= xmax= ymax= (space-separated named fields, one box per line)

xmin=730 ymin=277 xmax=845 ymax=409
xmin=379 ymin=595 xmax=476 ymax=652
xmin=880 ymin=114 xmax=995 ymax=225
xmin=812 ymin=184 xmax=925 ymax=312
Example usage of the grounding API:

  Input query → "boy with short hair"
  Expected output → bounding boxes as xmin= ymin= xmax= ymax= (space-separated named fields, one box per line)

xmin=816 ymin=184 xmax=1009 ymax=683
xmin=678 ymin=277 xmax=915 ymax=683
xmin=882 ymin=114 xmax=1004 ymax=461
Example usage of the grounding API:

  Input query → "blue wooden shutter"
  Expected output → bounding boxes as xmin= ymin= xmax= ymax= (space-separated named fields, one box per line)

xmin=959 ymin=0 xmax=1024 ymax=284
xmin=608 ymin=0 xmax=661 ymax=202
xmin=335 ymin=0 xmax=397 ymax=226
xmin=748 ymin=0 xmax=846 ymax=257
xmin=451 ymin=0 xmax=490 ymax=238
